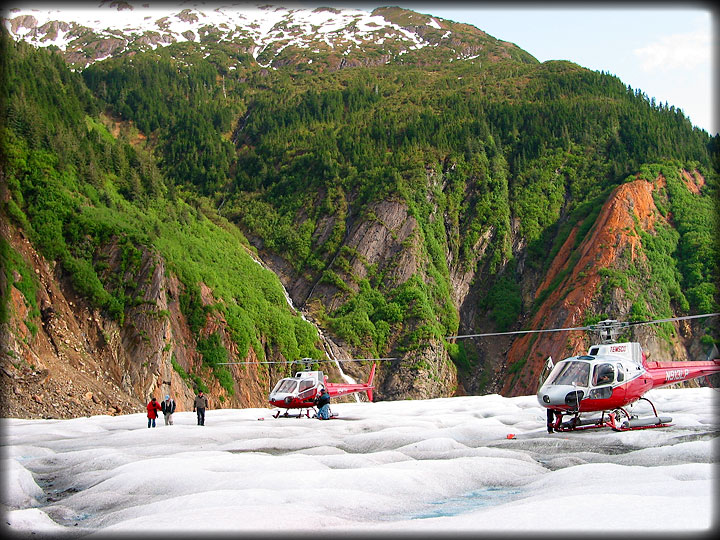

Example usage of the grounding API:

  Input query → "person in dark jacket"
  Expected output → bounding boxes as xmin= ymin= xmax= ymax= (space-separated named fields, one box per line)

xmin=147 ymin=397 xmax=162 ymax=428
xmin=315 ymin=387 xmax=331 ymax=420
xmin=193 ymin=390 xmax=209 ymax=425
xmin=161 ymin=394 xmax=176 ymax=426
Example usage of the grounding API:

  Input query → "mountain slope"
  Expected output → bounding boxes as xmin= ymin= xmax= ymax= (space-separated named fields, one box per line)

xmin=1 ymin=33 xmax=330 ymax=418
xmin=3 ymin=2 xmax=536 ymax=69
xmin=499 ymin=168 xmax=717 ymax=396
xmin=1 ymin=4 xmax=717 ymax=418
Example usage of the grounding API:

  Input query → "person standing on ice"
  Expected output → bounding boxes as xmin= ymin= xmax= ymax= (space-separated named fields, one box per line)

xmin=315 ymin=387 xmax=331 ymax=420
xmin=161 ymin=394 xmax=176 ymax=425
xmin=147 ymin=396 xmax=161 ymax=428
xmin=193 ymin=390 xmax=208 ymax=425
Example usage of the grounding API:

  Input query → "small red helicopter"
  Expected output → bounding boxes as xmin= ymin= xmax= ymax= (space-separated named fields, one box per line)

xmin=267 ymin=358 xmax=377 ymax=418
xmin=449 ymin=313 xmax=719 ymax=432
xmin=220 ymin=356 xmax=390 ymax=418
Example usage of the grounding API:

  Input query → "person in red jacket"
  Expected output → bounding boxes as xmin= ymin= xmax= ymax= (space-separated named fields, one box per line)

xmin=147 ymin=397 xmax=162 ymax=428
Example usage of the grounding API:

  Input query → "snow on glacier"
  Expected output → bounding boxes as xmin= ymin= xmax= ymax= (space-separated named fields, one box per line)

xmin=2 ymin=387 xmax=717 ymax=534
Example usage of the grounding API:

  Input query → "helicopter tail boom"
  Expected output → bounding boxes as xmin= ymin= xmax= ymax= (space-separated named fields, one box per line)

xmin=644 ymin=359 xmax=720 ymax=389
xmin=326 ymin=362 xmax=377 ymax=402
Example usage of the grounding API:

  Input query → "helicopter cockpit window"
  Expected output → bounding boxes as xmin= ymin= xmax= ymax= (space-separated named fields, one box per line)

xmin=299 ymin=379 xmax=314 ymax=392
xmin=546 ymin=361 xmax=590 ymax=387
xmin=592 ymin=363 xmax=615 ymax=386
xmin=273 ymin=379 xmax=298 ymax=394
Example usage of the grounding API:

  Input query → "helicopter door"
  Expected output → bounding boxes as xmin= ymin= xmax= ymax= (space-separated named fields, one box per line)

xmin=297 ymin=378 xmax=317 ymax=401
xmin=588 ymin=363 xmax=615 ymax=399
xmin=537 ymin=357 xmax=554 ymax=390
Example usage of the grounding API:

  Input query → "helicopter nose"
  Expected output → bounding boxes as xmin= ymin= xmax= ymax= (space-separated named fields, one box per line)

xmin=537 ymin=385 xmax=585 ymax=408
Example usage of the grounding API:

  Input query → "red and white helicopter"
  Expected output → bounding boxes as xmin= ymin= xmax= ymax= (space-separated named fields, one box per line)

xmin=450 ymin=313 xmax=720 ymax=432
xmin=220 ymin=356 xmax=393 ymax=418
xmin=267 ymin=358 xmax=378 ymax=418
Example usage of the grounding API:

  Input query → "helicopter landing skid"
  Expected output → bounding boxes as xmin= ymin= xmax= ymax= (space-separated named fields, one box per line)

xmin=555 ymin=414 xmax=672 ymax=432
xmin=272 ymin=408 xmax=315 ymax=419
xmin=555 ymin=417 xmax=606 ymax=432
xmin=553 ymin=398 xmax=672 ymax=432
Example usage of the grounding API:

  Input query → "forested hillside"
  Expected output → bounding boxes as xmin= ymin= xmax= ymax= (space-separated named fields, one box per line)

xmin=1 ymin=5 xmax=718 ymax=417
xmin=1 ymin=34 xmax=324 ymax=416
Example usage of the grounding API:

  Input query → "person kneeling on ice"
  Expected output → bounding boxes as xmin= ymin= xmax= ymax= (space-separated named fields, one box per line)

xmin=315 ymin=387 xmax=331 ymax=420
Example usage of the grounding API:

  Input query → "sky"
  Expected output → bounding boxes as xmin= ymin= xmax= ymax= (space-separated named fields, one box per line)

xmin=353 ymin=3 xmax=717 ymax=135
xmin=3 ymin=387 xmax=716 ymax=534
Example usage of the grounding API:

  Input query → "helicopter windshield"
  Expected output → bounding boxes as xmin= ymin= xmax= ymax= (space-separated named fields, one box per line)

xmin=272 ymin=379 xmax=298 ymax=394
xmin=546 ymin=360 xmax=590 ymax=387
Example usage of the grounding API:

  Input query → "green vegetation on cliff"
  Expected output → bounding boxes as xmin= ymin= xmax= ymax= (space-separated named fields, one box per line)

xmin=1 ymin=35 xmax=322 ymax=392
xmin=2 ymin=16 xmax=717 ymax=394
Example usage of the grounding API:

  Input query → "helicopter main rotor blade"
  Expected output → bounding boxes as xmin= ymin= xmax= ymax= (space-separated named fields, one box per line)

xmin=447 ymin=325 xmax=591 ymax=340
xmin=447 ymin=313 xmax=719 ymax=341
xmin=218 ymin=357 xmax=400 ymax=365
xmin=625 ymin=313 xmax=719 ymax=327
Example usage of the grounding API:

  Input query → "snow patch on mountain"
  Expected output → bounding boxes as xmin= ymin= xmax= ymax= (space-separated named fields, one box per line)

xmin=2 ymin=2 xmax=438 ymax=66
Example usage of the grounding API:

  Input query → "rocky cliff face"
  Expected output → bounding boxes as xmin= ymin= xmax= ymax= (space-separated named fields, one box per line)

xmin=2 ymin=222 xmax=140 ymax=418
xmin=0 ymin=216 xmax=271 ymax=419
xmin=1 ymin=168 xmax=713 ymax=418
xmin=496 ymin=171 xmax=715 ymax=396
xmin=250 ymin=196 xmax=459 ymax=401
xmin=0 ymin=185 xmax=457 ymax=419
